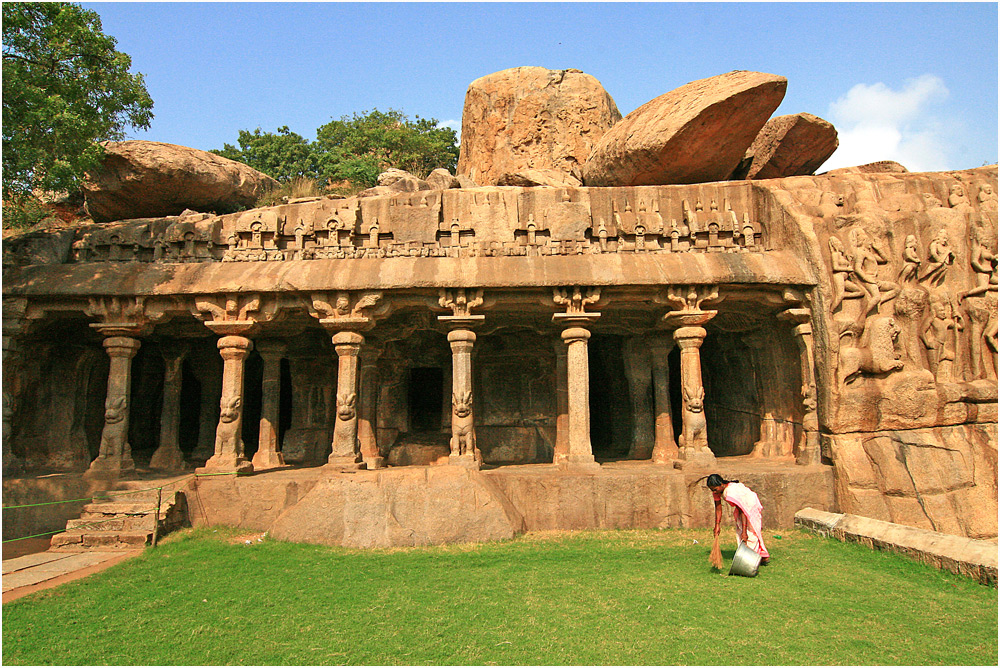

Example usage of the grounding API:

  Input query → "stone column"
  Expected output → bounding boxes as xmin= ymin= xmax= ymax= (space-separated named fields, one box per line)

xmin=553 ymin=337 xmax=569 ymax=463
xmin=328 ymin=331 xmax=364 ymax=467
xmin=252 ymin=341 xmax=286 ymax=470
xmin=558 ymin=326 xmax=599 ymax=469
xmin=447 ymin=329 xmax=479 ymax=468
xmin=779 ymin=308 xmax=822 ymax=466
xmin=624 ymin=338 xmax=654 ymax=460
xmin=357 ymin=344 xmax=384 ymax=469
xmin=149 ymin=344 xmax=189 ymax=471
xmin=200 ymin=335 xmax=254 ymax=473
xmin=673 ymin=325 xmax=716 ymax=468
xmin=649 ymin=336 xmax=679 ymax=464
xmin=86 ymin=336 xmax=142 ymax=478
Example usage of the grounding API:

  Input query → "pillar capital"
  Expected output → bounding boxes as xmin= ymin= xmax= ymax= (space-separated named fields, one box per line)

xmin=561 ymin=326 xmax=592 ymax=344
xmin=103 ymin=336 xmax=142 ymax=357
xmin=255 ymin=340 xmax=287 ymax=360
xmin=332 ymin=330 xmax=364 ymax=353
xmin=673 ymin=326 xmax=707 ymax=348
xmin=218 ymin=335 xmax=253 ymax=360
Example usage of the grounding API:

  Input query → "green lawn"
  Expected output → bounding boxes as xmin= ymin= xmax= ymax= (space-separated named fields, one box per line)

xmin=2 ymin=527 xmax=996 ymax=665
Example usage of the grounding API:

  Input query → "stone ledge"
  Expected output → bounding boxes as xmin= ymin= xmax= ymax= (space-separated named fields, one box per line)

xmin=795 ymin=508 xmax=998 ymax=586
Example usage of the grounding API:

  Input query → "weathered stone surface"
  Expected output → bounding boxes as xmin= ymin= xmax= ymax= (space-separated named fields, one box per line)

xmin=387 ymin=442 xmax=450 ymax=467
xmin=736 ymin=113 xmax=839 ymax=180
xmin=795 ymin=508 xmax=998 ymax=585
xmin=582 ymin=71 xmax=787 ymax=187
xmin=824 ymin=160 xmax=908 ymax=175
xmin=496 ymin=169 xmax=582 ymax=188
xmin=268 ymin=467 xmax=525 ymax=548
xmin=457 ymin=67 xmax=622 ymax=186
xmin=82 ymin=141 xmax=278 ymax=223
xmin=425 ymin=168 xmax=461 ymax=190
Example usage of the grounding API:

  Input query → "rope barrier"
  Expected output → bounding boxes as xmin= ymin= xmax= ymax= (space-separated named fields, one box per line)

xmin=1 ymin=473 xmax=206 ymax=511
xmin=2 ymin=504 xmax=162 ymax=543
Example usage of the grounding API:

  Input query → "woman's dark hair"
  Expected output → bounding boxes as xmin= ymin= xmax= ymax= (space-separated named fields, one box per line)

xmin=705 ymin=473 xmax=738 ymax=488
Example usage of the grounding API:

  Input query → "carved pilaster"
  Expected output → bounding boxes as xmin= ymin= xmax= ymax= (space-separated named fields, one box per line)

xmin=149 ymin=343 xmax=190 ymax=471
xmin=649 ymin=335 xmax=678 ymax=464
xmin=552 ymin=287 xmax=601 ymax=470
xmin=86 ymin=336 xmax=142 ymax=479
xmin=357 ymin=344 xmax=384 ymax=469
xmin=328 ymin=331 xmax=364 ymax=468
xmin=552 ymin=337 xmax=569 ymax=462
xmin=447 ymin=329 xmax=480 ymax=468
xmin=252 ymin=341 xmax=287 ymax=470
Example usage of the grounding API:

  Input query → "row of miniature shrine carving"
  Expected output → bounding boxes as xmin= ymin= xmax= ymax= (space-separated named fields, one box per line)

xmin=69 ymin=216 xmax=763 ymax=265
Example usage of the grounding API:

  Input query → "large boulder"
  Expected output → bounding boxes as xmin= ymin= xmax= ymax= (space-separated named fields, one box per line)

xmin=582 ymin=70 xmax=787 ymax=187
xmin=735 ymin=112 xmax=839 ymax=180
xmin=457 ymin=67 xmax=622 ymax=186
xmin=824 ymin=160 xmax=909 ymax=175
xmin=82 ymin=141 xmax=278 ymax=223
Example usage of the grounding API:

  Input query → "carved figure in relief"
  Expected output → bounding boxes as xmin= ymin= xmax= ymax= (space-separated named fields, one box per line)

xmin=219 ymin=395 xmax=241 ymax=423
xmin=897 ymin=235 xmax=921 ymax=284
xmin=450 ymin=391 xmax=475 ymax=456
xmin=977 ymin=183 xmax=997 ymax=210
xmin=921 ymin=299 xmax=964 ymax=383
xmin=948 ymin=184 xmax=971 ymax=210
xmin=961 ymin=241 xmax=999 ymax=300
xmin=829 ymin=236 xmax=863 ymax=312
xmin=97 ymin=396 xmax=129 ymax=459
xmin=336 ymin=393 xmax=357 ymax=421
xmin=919 ymin=229 xmax=955 ymax=286
xmin=838 ymin=316 xmax=904 ymax=386
xmin=849 ymin=228 xmax=899 ymax=317
xmin=214 ymin=394 xmax=243 ymax=455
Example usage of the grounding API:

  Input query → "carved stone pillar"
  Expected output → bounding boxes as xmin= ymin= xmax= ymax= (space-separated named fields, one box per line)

xmin=553 ymin=337 xmax=569 ymax=462
xmin=201 ymin=335 xmax=254 ymax=473
xmin=357 ymin=344 xmax=384 ymax=469
xmin=649 ymin=336 xmax=679 ymax=464
xmin=779 ymin=308 xmax=821 ymax=466
xmin=86 ymin=336 xmax=142 ymax=478
xmin=252 ymin=341 xmax=286 ymax=470
xmin=559 ymin=326 xmax=599 ymax=469
xmin=447 ymin=329 xmax=479 ymax=468
xmin=624 ymin=338 xmax=654 ymax=460
xmin=672 ymin=325 xmax=716 ymax=467
xmin=149 ymin=343 xmax=190 ymax=471
xmin=328 ymin=331 xmax=364 ymax=467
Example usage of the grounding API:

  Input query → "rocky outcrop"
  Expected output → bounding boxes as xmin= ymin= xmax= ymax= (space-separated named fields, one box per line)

xmin=268 ymin=467 xmax=525 ymax=548
xmin=496 ymin=168 xmax=582 ymax=188
xmin=734 ymin=112 xmax=839 ymax=180
xmin=82 ymin=141 xmax=278 ymax=223
xmin=457 ymin=67 xmax=621 ymax=186
xmin=582 ymin=71 xmax=787 ymax=187
xmin=824 ymin=160 xmax=909 ymax=175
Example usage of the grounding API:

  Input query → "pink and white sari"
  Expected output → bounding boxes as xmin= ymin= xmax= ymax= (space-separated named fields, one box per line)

xmin=722 ymin=482 xmax=770 ymax=559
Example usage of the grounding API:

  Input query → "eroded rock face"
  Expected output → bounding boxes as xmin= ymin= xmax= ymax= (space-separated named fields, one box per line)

xmin=82 ymin=141 xmax=278 ymax=223
xmin=457 ymin=67 xmax=622 ymax=186
xmin=268 ymin=467 xmax=525 ymax=548
xmin=582 ymin=70 xmax=787 ymax=187
xmin=737 ymin=113 xmax=839 ymax=180
xmin=824 ymin=160 xmax=909 ymax=175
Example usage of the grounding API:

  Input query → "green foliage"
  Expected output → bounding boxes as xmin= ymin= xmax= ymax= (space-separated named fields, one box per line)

xmin=214 ymin=109 xmax=459 ymax=190
xmin=212 ymin=126 xmax=320 ymax=184
xmin=2 ymin=2 xmax=154 ymax=208
xmin=3 ymin=528 xmax=996 ymax=665
xmin=1 ymin=195 xmax=60 ymax=231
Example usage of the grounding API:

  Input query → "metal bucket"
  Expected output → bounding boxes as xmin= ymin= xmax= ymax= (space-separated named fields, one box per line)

xmin=729 ymin=541 xmax=762 ymax=577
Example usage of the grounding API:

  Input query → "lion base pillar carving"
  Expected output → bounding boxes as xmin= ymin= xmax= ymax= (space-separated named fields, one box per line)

xmin=672 ymin=326 xmax=716 ymax=470
xmin=199 ymin=335 xmax=254 ymax=474
xmin=326 ymin=331 xmax=364 ymax=469
xmin=86 ymin=336 xmax=142 ymax=479
xmin=447 ymin=328 xmax=480 ymax=469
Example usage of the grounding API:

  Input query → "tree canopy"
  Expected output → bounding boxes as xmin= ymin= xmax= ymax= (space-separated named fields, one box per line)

xmin=2 ymin=2 xmax=154 ymax=204
xmin=213 ymin=109 xmax=459 ymax=188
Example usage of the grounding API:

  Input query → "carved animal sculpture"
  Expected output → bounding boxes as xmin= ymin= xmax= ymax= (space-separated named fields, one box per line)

xmin=98 ymin=396 xmax=129 ymax=458
xmin=214 ymin=395 xmax=244 ymax=456
xmin=679 ymin=383 xmax=708 ymax=447
xmin=838 ymin=316 xmax=904 ymax=386
xmin=451 ymin=391 xmax=475 ymax=456
xmin=219 ymin=395 xmax=242 ymax=423
xmin=337 ymin=393 xmax=357 ymax=421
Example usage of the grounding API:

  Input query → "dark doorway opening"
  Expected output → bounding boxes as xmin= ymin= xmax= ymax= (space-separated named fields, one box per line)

xmin=178 ymin=364 xmax=202 ymax=456
xmin=279 ymin=358 xmax=293 ymax=444
xmin=588 ymin=335 xmax=632 ymax=460
xmin=241 ymin=351 xmax=264 ymax=459
xmin=408 ymin=367 xmax=444 ymax=432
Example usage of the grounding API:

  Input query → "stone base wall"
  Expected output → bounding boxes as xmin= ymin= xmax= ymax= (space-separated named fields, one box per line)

xmin=2 ymin=475 xmax=120 ymax=544
xmin=826 ymin=422 xmax=998 ymax=539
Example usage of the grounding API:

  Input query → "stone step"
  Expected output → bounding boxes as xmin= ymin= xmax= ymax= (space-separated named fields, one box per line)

xmin=81 ymin=501 xmax=162 ymax=516
xmin=66 ymin=515 xmax=163 ymax=532
xmin=50 ymin=530 xmax=152 ymax=551
xmin=94 ymin=488 xmax=173 ymax=504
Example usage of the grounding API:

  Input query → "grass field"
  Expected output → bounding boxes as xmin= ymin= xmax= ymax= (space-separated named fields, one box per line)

xmin=2 ymin=527 xmax=996 ymax=665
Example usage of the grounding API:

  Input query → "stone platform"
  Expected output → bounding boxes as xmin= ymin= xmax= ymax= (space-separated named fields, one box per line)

xmin=180 ymin=459 xmax=836 ymax=548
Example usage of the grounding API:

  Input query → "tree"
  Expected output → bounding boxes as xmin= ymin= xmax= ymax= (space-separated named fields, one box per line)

xmin=314 ymin=109 xmax=459 ymax=187
xmin=2 ymin=2 xmax=154 ymax=204
xmin=212 ymin=126 xmax=320 ymax=183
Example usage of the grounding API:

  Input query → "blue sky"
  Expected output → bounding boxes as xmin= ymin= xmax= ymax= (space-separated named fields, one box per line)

xmin=83 ymin=2 xmax=998 ymax=172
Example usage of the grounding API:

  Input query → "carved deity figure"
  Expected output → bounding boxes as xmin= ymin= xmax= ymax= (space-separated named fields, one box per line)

xmin=921 ymin=299 xmax=964 ymax=383
xmin=948 ymin=184 xmax=971 ymax=210
xmin=829 ymin=236 xmax=863 ymax=312
xmin=977 ymin=183 xmax=998 ymax=211
xmin=919 ymin=229 xmax=956 ymax=286
xmin=961 ymin=241 xmax=999 ymax=300
xmin=897 ymin=234 xmax=921 ymax=284
xmin=450 ymin=391 xmax=475 ymax=456
xmin=849 ymin=228 xmax=899 ymax=319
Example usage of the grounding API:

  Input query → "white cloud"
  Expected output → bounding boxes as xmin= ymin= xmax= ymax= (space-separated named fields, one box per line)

xmin=821 ymin=74 xmax=953 ymax=173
